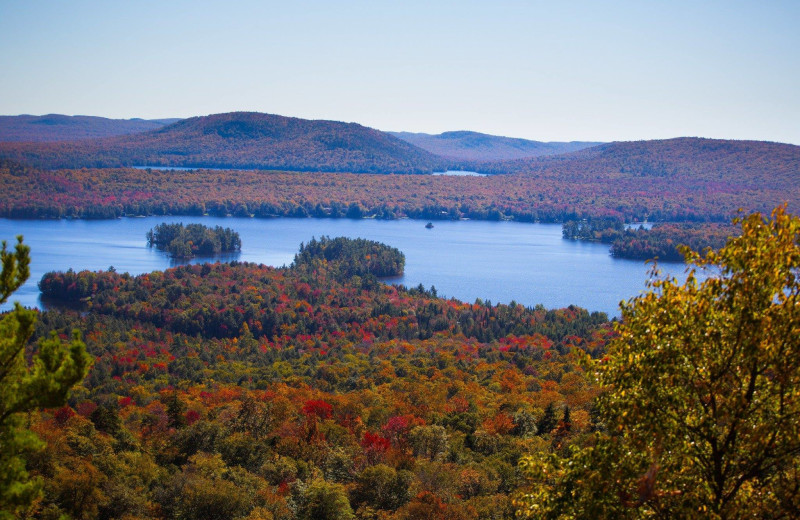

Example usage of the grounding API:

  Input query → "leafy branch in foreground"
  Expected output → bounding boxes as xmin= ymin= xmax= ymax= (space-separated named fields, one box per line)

xmin=0 ymin=237 xmax=90 ymax=519
xmin=516 ymin=206 xmax=800 ymax=519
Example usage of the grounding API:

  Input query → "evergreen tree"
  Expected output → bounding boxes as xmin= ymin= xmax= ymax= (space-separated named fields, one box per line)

xmin=0 ymin=237 xmax=90 ymax=519
xmin=165 ymin=391 xmax=187 ymax=429
xmin=536 ymin=403 xmax=557 ymax=436
xmin=561 ymin=405 xmax=571 ymax=433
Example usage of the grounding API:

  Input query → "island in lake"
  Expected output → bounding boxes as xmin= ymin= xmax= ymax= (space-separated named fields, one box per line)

xmin=146 ymin=222 xmax=241 ymax=258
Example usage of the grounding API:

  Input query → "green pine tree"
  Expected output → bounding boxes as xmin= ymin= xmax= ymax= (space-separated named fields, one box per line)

xmin=0 ymin=237 xmax=90 ymax=519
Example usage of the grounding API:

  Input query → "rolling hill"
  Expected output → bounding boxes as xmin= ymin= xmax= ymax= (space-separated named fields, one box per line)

xmin=390 ymin=130 xmax=601 ymax=162
xmin=0 ymin=114 xmax=180 ymax=142
xmin=488 ymin=137 xmax=800 ymax=181
xmin=4 ymin=136 xmax=799 ymax=223
xmin=0 ymin=112 xmax=449 ymax=174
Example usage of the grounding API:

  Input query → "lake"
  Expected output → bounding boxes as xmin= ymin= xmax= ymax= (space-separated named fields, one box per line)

xmin=431 ymin=170 xmax=487 ymax=177
xmin=133 ymin=167 xmax=488 ymax=176
xmin=133 ymin=166 xmax=244 ymax=171
xmin=0 ymin=216 xmax=698 ymax=317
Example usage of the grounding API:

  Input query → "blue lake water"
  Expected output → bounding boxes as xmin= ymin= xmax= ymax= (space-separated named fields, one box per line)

xmin=431 ymin=170 xmax=487 ymax=177
xmin=133 ymin=167 xmax=488 ymax=176
xmin=133 ymin=166 xmax=242 ymax=171
xmin=0 ymin=217 xmax=697 ymax=317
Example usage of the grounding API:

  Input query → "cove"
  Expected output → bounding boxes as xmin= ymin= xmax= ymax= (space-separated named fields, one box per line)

xmin=0 ymin=216 xmax=698 ymax=317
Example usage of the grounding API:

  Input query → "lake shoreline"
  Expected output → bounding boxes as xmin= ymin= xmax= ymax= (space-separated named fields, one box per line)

xmin=1 ymin=216 xmax=696 ymax=317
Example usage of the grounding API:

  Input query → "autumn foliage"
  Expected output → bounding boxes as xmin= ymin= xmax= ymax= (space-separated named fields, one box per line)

xmin=0 ymin=112 xmax=447 ymax=174
xmin=22 ymin=239 xmax=610 ymax=519
xmin=516 ymin=207 xmax=800 ymax=518
xmin=3 ymin=135 xmax=799 ymax=224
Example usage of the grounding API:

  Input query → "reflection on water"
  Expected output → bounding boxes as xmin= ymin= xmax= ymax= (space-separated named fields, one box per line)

xmin=166 ymin=251 xmax=242 ymax=268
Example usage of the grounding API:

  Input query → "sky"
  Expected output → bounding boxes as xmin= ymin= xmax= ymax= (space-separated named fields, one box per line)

xmin=1 ymin=0 xmax=798 ymax=144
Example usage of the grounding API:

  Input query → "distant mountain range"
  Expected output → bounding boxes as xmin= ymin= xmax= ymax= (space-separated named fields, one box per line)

xmin=0 ymin=112 xmax=447 ymax=173
xmin=390 ymin=130 xmax=601 ymax=162
xmin=487 ymin=137 xmax=800 ymax=180
xmin=0 ymin=114 xmax=180 ymax=142
xmin=0 ymin=112 xmax=798 ymax=181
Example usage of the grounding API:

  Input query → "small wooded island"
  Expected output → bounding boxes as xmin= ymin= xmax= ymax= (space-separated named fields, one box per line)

xmin=146 ymin=222 xmax=241 ymax=258
xmin=293 ymin=236 xmax=405 ymax=278
xmin=19 ymin=207 xmax=800 ymax=519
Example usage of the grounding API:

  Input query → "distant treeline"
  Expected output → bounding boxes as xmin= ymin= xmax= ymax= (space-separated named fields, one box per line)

xmin=0 ymin=114 xmax=178 ymax=142
xmin=146 ymin=222 xmax=241 ymax=258
xmin=563 ymin=219 xmax=739 ymax=261
xmin=3 ymin=161 xmax=796 ymax=224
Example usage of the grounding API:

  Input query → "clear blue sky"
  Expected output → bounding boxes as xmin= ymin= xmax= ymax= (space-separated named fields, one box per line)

xmin=1 ymin=0 xmax=798 ymax=144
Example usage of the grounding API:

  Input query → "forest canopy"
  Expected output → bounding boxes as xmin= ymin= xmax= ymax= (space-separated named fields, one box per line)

xmin=146 ymin=222 xmax=241 ymax=258
xmin=12 ymin=196 xmax=800 ymax=519
xmin=293 ymin=236 xmax=405 ymax=279
xmin=2 ymin=135 xmax=799 ymax=224
xmin=27 ymin=236 xmax=609 ymax=519
xmin=516 ymin=206 xmax=800 ymax=518
xmin=563 ymin=219 xmax=739 ymax=261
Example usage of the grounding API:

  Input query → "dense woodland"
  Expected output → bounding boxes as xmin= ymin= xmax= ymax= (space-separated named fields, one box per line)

xmin=483 ymin=136 xmax=800 ymax=176
xmin=25 ymin=237 xmax=610 ymax=519
xmin=3 ymin=211 xmax=798 ymax=519
xmin=0 ymin=115 xmax=180 ymax=142
xmin=0 ymin=113 xmax=447 ymax=174
xmin=2 ymin=141 xmax=798 ymax=224
xmin=608 ymin=223 xmax=738 ymax=261
xmin=146 ymin=223 xmax=241 ymax=259
xmin=562 ymin=218 xmax=626 ymax=243
xmin=293 ymin=237 xmax=405 ymax=279
xmin=2 ymin=119 xmax=799 ymax=224
xmin=563 ymin=219 xmax=739 ymax=261
xmin=388 ymin=131 xmax=600 ymax=163
xmin=517 ymin=207 xmax=800 ymax=518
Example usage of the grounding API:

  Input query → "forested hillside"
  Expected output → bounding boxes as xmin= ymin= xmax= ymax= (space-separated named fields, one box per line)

xmin=389 ymin=131 xmax=600 ymax=162
xmin=2 ymin=150 xmax=798 ymax=222
xmin=25 ymin=238 xmax=610 ymax=519
xmin=0 ymin=112 xmax=448 ymax=174
xmin=488 ymin=137 xmax=800 ymax=178
xmin=0 ymin=114 xmax=180 ymax=142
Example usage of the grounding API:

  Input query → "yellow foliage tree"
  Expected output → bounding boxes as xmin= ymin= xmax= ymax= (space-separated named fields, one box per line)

xmin=516 ymin=207 xmax=800 ymax=519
